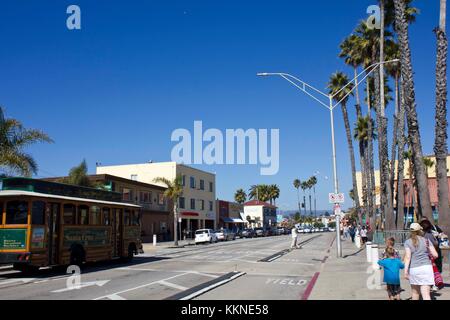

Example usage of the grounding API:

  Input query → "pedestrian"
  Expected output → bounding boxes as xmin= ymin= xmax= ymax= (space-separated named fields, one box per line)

xmin=343 ymin=225 xmax=349 ymax=240
xmin=290 ymin=226 xmax=300 ymax=249
xmin=404 ymin=223 xmax=439 ymax=300
xmin=360 ymin=226 xmax=368 ymax=244
xmin=349 ymin=224 xmax=356 ymax=243
xmin=382 ymin=237 xmax=400 ymax=259
xmin=378 ymin=247 xmax=405 ymax=300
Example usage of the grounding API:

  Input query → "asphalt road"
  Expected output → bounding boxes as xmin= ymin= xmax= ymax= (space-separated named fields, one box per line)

xmin=0 ymin=232 xmax=335 ymax=300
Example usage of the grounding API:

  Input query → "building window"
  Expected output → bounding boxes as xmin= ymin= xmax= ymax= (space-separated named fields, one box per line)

xmin=158 ymin=193 xmax=165 ymax=205
xmin=190 ymin=198 xmax=196 ymax=210
xmin=190 ymin=177 xmax=196 ymax=189
xmin=200 ymin=200 xmax=205 ymax=211
xmin=209 ymin=201 xmax=213 ymax=211
xmin=209 ymin=182 xmax=213 ymax=192
xmin=182 ymin=175 xmax=186 ymax=186
xmin=31 ymin=201 xmax=46 ymax=225
xmin=122 ymin=188 xmax=133 ymax=201
xmin=140 ymin=191 xmax=151 ymax=203
xmin=179 ymin=197 xmax=185 ymax=209
xmin=6 ymin=201 xmax=28 ymax=225
xmin=200 ymin=179 xmax=205 ymax=190
xmin=63 ymin=204 xmax=76 ymax=225
xmin=131 ymin=174 xmax=138 ymax=181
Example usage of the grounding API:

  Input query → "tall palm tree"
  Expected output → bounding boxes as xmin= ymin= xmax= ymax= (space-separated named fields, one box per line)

xmin=153 ymin=176 xmax=184 ymax=246
xmin=309 ymin=176 xmax=318 ymax=216
xmin=306 ymin=179 xmax=313 ymax=216
xmin=65 ymin=159 xmax=92 ymax=187
xmin=234 ymin=189 xmax=247 ymax=204
xmin=0 ymin=107 xmax=53 ymax=177
xmin=328 ymin=72 xmax=361 ymax=215
xmin=434 ymin=0 xmax=450 ymax=236
xmin=268 ymin=184 xmax=280 ymax=206
xmin=394 ymin=0 xmax=433 ymax=220
xmin=293 ymin=179 xmax=302 ymax=214
xmin=300 ymin=181 xmax=308 ymax=215
xmin=396 ymin=84 xmax=407 ymax=229
xmin=354 ymin=116 xmax=377 ymax=227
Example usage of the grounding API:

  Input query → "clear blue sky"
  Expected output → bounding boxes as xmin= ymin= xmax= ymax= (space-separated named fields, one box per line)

xmin=0 ymin=0 xmax=443 ymax=211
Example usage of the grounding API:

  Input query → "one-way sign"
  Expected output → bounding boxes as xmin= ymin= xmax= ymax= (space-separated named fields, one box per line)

xmin=329 ymin=193 xmax=345 ymax=204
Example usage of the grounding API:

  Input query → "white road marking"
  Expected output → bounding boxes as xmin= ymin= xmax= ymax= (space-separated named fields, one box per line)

xmin=0 ymin=278 xmax=36 ymax=286
xmin=158 ymin=281 xmax=188 ymax=291
xmin=51 ymin=280 xmax=110 ymax=293
xmin=107 ymin=294 xmax=126 ymax=300
xmin=180 ymin=272 xmax=246 ymax=300
xmin=115 ymin=267 xmax=220 ymax=278
xmin=93 ymin=273 xmax=190 ymax=300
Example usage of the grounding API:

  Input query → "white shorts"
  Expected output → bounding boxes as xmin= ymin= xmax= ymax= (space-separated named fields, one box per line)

xmin=409 ymin=264 xmax=434 ymax=286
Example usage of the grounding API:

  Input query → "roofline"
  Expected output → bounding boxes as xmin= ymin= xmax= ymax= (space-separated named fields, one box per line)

xmin=97 ymin=161 xmax=216 ymax=176
xmin=0 ymin=190 xmax=141 ymax=208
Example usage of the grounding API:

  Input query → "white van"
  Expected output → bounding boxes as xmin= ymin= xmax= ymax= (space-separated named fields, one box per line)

xmin=195 ymin=229 xmax=218 ymax=244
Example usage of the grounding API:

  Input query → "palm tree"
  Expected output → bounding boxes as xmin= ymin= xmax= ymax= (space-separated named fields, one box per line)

xmin=234 ymin=189 xmax=247 ymax=204
xmin=434 ymin=0 xmax=450 ymax=236
xmin=328 ymin=72 xmax=361 ymax=215
xmin=268 ymin=184 xmax=280 ymax=206
xmin=306 ymin=178 xmax=313 ymax=216
xmin=301 ymin=181 xmax=308 ymax=215
xmin=0 ymin=107 xmax=53 ymax=177
xmin=309 ymin=176 xmax=318 ymax=216
xmin=423 ymin=158 xmax=435 ymax=178
xmin=293 ymin=179 xmax=302 ymax=215
xmin=65 ymin=159 xmax=92 ymax=187
xmin=153 ymin=176 xmax=183 ymax=246
xmin=396 ymin=84 xmax=407 ymax=229
xmin=354 ymin=116 xmax=377 ymax=228
xmin=394 ymin=0 xmax=433 ymax=220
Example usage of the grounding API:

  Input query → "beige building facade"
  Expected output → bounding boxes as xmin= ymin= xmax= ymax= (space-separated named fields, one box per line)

xmin=97 ymin=162 xmax=216 ymax=238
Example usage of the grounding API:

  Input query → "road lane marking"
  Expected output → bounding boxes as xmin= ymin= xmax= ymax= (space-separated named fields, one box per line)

xmin=108 ymin=294 xmax=126 ymax=300
xmin=0 ymin=278 xmax=36 ymax=286
xmin=158 ymin=281 xmax=188 ymax=291
xmin=93 ymin=273 xmax=190 ymax=300
xmin=51 ymin=280 xmax=110 ymax=293
xmin=265 ymin=278 xmax=308 ymax=286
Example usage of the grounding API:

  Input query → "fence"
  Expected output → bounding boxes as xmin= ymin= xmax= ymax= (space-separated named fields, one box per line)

xmin=372 ymin=230 xmax=410 ymax=247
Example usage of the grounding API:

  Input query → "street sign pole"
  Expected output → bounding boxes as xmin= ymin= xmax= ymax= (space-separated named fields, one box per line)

xmin=329 ymin=96 xmax=342 ymax=258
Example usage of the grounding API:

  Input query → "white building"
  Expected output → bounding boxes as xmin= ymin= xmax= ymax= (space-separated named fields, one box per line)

xmin=97 ymin=162 xmax=216 ymax=236
xmin=243 ymin=200 xmax=277 ymax=228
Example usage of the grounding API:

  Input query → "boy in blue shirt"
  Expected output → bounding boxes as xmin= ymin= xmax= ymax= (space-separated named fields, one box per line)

xmin=378 ymin=247 xmax=405 ymax=300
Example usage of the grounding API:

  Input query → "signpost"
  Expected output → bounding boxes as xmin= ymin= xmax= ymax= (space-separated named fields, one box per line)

xmin=329 ymin=193 xmax=345 ymax=204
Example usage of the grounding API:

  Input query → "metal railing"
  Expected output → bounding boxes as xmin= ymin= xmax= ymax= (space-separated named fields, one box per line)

xmin=372 ymin=230 xmax=410 ymax=247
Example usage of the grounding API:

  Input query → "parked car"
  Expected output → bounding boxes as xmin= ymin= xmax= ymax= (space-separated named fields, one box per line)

xmin=254 ymin=227 xmax=265 ymax=237
xmin=303 ymin=228 xmax=312 ymax=233
xmin=214 ymin=229 xmax=236 ymax=241
xmin=276 ymin=228 xmax=285 ymax=236
xmin=195 ymin=229 xmax=218 ymax=244
xmin=240 ymin=228 xmax=255 ymax=238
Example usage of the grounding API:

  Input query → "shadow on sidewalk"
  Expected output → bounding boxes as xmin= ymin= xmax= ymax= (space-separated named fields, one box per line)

xmin=343 ymin=248 xmax=365 ymax=259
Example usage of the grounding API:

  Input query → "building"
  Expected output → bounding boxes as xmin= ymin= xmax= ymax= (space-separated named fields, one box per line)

xmin=216 ymin=200 xmax=245 ymax=231
xmin=97 ymin=162 xmax=216 ymax=238
xmin=44 ymin=174 xmax=172 ymax=243
xmin=355 ymin=154 xmax=450 ymax=220
xmin=243 ymin=200 xmax=277 ymax=228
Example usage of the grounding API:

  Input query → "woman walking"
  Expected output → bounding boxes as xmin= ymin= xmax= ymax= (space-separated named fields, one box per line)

xmin=404 ymin=223 xmax=439 ymax=300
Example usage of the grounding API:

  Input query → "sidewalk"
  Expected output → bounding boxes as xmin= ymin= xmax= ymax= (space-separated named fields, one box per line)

xmin=142 ymin=239 xmax=195 ymax=252
xmin=309 ymin=237 xmax=450 ymax=300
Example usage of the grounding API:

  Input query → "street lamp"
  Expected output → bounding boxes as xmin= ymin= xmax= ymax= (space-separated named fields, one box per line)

xmin=258 ymin=59 xmax=399 ymax=258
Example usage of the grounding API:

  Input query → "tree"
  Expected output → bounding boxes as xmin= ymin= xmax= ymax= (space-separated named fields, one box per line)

xmin=328 ymin=72 xmax=361 ymax=215
xmin=300 ymin=181 xmax=308 ymax=215
xmin=268 ymin=184 xmax=280 ymax=206
xmin=434 ymin=0 xmax=450 ymax=237
xmin=65 ymin=159 xmax=92 ymax=187
xmin=234 ymin=189 xmax=247 ymax=204
xmin=396 ymin=85 xmax=407 ymax=229
xmin=423 ymin=158 xmax=435 ymax=178
xmin=0 ymin=107 xmax=53 ymax=177
xmin=153 ymin=176 xmax=183 ymax=246
xmin=293 ymin=179 xmax=302 ymax=215
xmin=394 ymin=0 xmax=433 ymax=220
xmin=309 ymin=176 xmax=318 ymax=216
xmin=294 ymin=212 xmax=301 ymax=222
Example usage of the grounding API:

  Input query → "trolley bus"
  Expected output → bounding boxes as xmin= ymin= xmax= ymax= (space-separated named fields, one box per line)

xmin=0 ymin=178 xmax=142 ymax=272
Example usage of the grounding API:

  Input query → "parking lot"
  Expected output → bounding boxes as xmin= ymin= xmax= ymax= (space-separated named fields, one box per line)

xmin=0 ymin=232 xmax=335 ymax=300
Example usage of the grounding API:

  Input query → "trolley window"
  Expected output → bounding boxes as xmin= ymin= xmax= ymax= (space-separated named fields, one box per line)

xmin=32 ymin=201 xmax=46 ymax=225
xmin=6 ymin=201 xmax=28 ymax=225
xmin=78 ymin=205 xmax=89 ymax=225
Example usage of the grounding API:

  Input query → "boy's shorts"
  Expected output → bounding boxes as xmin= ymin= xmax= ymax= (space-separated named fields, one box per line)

xmin=386 ymin=284 xmax=402 ymax=296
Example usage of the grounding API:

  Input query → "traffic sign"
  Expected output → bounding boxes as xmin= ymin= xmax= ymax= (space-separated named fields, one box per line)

xmin=329 ymin=193 xmax=345 ymax=204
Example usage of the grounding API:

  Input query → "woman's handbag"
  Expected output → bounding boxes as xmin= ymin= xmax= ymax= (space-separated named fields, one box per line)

xmin=426 ymin=239 xmax=445 ymax=289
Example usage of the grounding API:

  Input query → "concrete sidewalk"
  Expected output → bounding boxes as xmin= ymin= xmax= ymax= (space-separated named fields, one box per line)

xmin=309 ymin=237 xmax=450 ymax=300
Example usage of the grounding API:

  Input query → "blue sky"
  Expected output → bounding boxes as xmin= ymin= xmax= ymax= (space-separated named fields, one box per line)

xmin=0 ymin=0 xmax=444 ymax=211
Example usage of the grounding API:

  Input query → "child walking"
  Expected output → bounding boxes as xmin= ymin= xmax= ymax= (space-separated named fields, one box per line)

xmin=382 ymin=237 xmax=400 ymax=259
xmin=378 ymin=247 xmax=405 ymax=300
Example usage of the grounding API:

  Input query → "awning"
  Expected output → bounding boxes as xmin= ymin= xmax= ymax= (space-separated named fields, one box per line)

xmin=221 ymin=217 xmax=246 ymax=223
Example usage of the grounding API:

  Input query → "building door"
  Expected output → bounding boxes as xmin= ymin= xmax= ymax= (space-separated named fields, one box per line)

xmin=112 ymin=208 xmax=122 ymax=257
xmin=48 ymin=203 xmax=60 ymax=265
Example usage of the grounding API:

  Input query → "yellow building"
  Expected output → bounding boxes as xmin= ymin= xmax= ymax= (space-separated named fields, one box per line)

xmin=97 ymin=162 xmax=216 ymax=237
xmin=355 ymin=155 xmax=450 ymax=208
